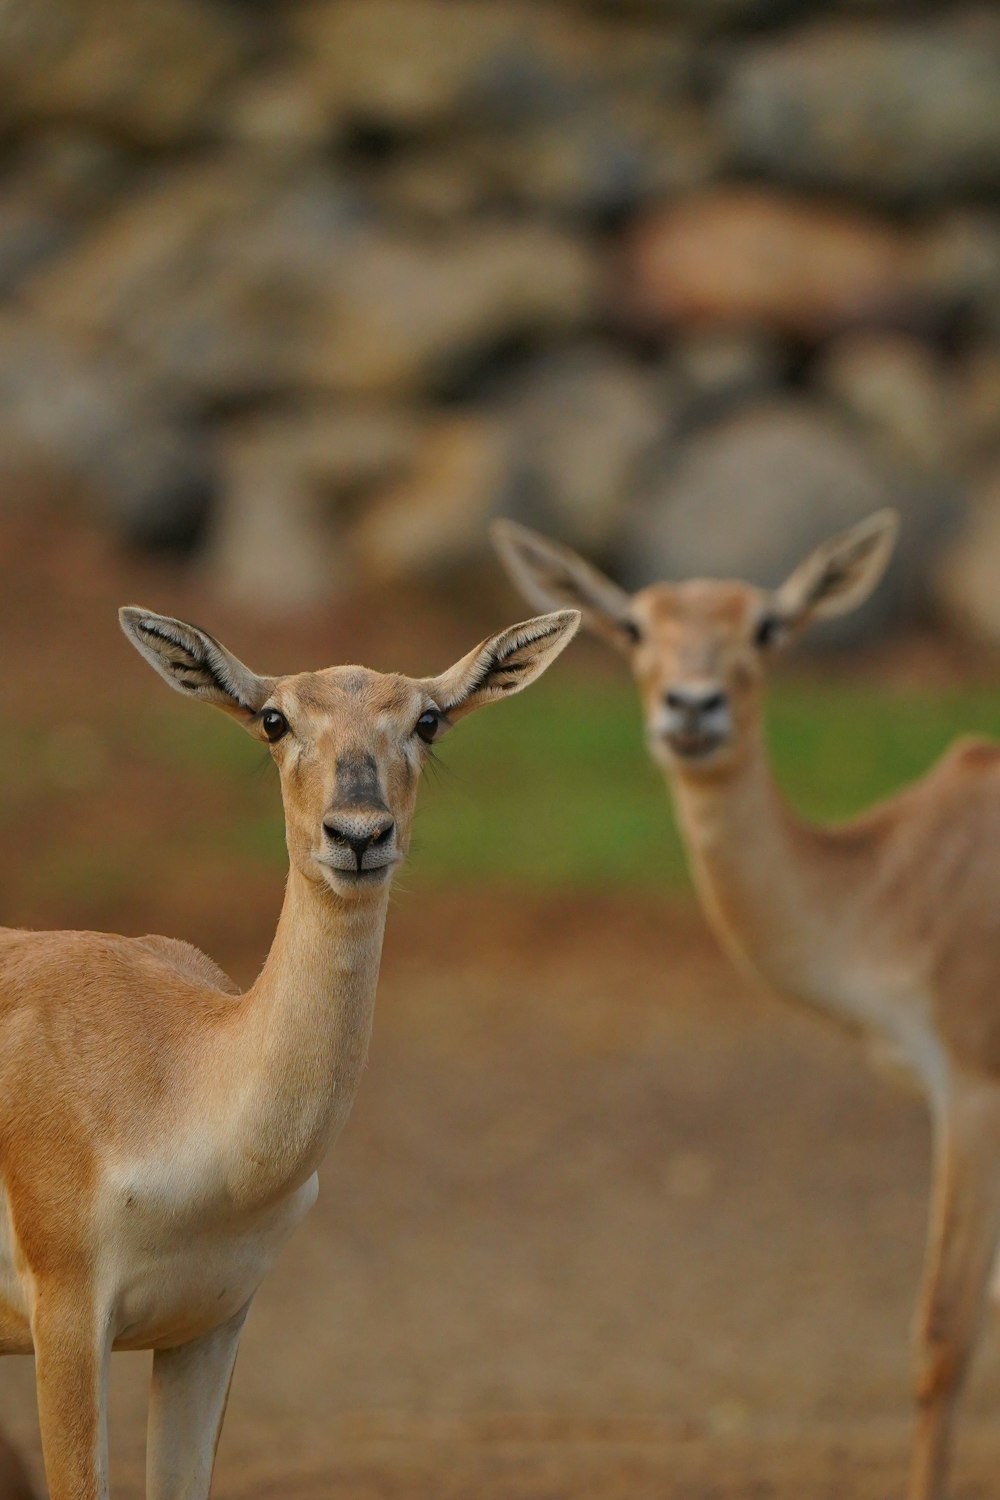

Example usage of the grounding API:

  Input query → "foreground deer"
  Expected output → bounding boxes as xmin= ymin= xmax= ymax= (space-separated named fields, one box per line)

xmin=0 ymin=603 xmax=578 ymax=1500
xmin=495 ymin=511 xmax=1000 ymax=1500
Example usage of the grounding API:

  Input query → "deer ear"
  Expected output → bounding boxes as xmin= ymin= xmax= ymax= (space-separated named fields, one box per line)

xmin=491 ymin=520 xmax=638 ymax=654
xmin=766 ymin=509 xmax=900 ymax=638
xmin=427 ymin=611 xmax=580 ymax=721
xmin=119 ymin=608 xmax=273 ymax=722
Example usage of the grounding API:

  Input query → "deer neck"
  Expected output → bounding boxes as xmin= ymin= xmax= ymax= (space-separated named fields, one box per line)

xmin=219 ymin=867 xmax=389 ymax=1205
xmin=666 ymin=724 xmax=865 ymax=1004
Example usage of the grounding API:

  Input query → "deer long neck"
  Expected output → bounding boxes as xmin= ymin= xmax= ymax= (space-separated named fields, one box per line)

xmin=218 ymin=868 xmax=388 ymax=1204
xmin=667 ymin=725 xmax=872 ymax=1005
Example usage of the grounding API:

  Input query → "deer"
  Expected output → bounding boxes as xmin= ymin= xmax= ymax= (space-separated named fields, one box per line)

xmin=0 ymin=602 xmax=579 ymax=1500
xmin=493 ymin=510 xmax=1000 ymax=1500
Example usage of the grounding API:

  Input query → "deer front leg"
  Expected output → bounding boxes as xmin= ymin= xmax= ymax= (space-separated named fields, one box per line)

xmin=909 ymin=1083 xmax=1000 ymax=1500
xmin=32 ymin=1283 xmax=111 ymax=1500
xmin=146 ymin=1303 xmax=250 ymax=1500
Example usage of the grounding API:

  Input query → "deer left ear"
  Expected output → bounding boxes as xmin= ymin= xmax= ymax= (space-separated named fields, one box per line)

xmin=767 ymin=509 xmax=900 ymax=637
xmin=119 ymin=607 xmax=273 ymax=723
xmin=427 ymin=611 xmax=580 ymax=721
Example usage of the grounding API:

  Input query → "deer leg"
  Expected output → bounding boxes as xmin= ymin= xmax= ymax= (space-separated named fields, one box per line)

xmin=31 ymin=1283 xmax=111 ymax=1500
xmin=909 ymin=1083 xmax=1000 ymax=1500
xmin=146 ymin=1303 xmax=250 ymax=1500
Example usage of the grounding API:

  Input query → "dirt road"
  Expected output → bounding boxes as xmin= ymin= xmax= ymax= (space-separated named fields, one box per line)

xmin=0 ymin=892 xmax=997 ymax=1498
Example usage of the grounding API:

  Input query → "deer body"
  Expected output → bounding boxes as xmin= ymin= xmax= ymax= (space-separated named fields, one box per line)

xmin=672 ymin=732 xmax=1000 ymax=1103
xmin=0 ymin=877 xmax=379 ymax=1352
xmin=494 ymin=513 xmax=1000 ymax=1500
xmin=1 ymin=603 xmax=578 ymax=1500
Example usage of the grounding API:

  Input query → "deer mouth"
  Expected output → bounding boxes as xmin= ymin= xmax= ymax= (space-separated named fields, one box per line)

xmin=320 ymin=858 xmax=399 ymax=895
xmin=663 ymin=727 xmax=727 ymax=761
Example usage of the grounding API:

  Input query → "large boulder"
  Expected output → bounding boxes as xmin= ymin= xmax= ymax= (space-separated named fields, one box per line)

xmin=0 ymin=0 xmax=254 ymax=146
xmin=953 ymin=346 xmax=1000 ymax=469
xmin=619 ymin=400 xmax=931 ymax=642
xmin=0 ymin=311 xmax=209 ymax=547
xmin=24 ymin=157 xmax=367 ymax=401
xmin=305 ymin=224 xmax=598 ymax=396
xmin=458 ymin=100 xmax=722 ymax=219
xmin=27 ymin=156 xmax=597 ymax=400
xmin=623 ymin=189 xmax=917 ymax=340
xmin=908 ymin=212 xmax=1000 ymax=338
xmin=350 ymin=414 xmax=510 ymax=583
xmin=670 ymin=329 xmax=787 ymax=425
xmin=0 ymin=129 xmax=134 ymax=294
xmin=289 ymin=0 xmax=691 ymax=136
xmin=722 ymin=19 xmax=1000 ymax=199
xmin=934 ymin=460 xmax=1000 ymax=644
xmin=815 ymin=332 xmax=956 ymax=479
xmin=207 ymin=406 xmax=423 ymax=610
xmin=504 ymin=346 xmax=671 ymax=551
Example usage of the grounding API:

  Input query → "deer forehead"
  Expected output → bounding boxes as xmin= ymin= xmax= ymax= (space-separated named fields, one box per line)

xmin=273 ymin=668 xmax=425 ymax=736
xmin=635 ymin=581 xmax=763 ymax=642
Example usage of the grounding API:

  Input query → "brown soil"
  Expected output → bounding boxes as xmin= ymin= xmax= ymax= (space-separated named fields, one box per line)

xmin=0 ymin=893 xmax=997 ymax=1497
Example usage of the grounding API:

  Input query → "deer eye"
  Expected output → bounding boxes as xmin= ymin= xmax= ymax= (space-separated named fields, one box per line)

xmin=261 ymin=709 xmax=288 ymax=743
xmin=753 ymin=615 xmax=781 ymax=650
xmin=415 ymin=710 xmax=441 ymax=745
xmin=622 ymin=619 xmax=642 ymax=645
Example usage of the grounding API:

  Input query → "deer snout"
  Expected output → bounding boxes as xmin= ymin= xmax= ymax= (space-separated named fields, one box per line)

xmin=664 ymin=686 xmax=728 ymax=717
xmin=322 ymin=809 xmax=397 ymax=873
xmin=659 ymin=682 xmax=732 ymax=759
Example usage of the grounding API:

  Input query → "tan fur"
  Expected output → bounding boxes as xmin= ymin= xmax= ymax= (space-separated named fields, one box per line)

xmin=492 ymin=513 xmax=1000 ymax=1500
xmin=0 ymin=604 xmax=579 ymax=1500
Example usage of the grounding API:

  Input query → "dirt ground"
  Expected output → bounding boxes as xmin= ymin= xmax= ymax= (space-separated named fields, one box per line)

xmin=0 ymin=892 xmax=997 ymax=1499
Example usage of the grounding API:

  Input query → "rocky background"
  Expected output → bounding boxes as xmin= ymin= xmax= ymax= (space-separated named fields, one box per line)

xmin=2 ymin=0 xmax=1000 ymax=640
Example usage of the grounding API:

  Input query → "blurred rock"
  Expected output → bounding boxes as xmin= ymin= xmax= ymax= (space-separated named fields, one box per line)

xmin=624 ymin=190 xmax=914 ymax=339
xmin=934 ymin=460 xmax=1000 ymax=643
xmin=953 ymin=347 xmax=1000 ymax=468
xmin=671 ymin=329 xmax=787 ymax=422
xmin=0 ymin=130 xmax=133 ymax=293
xmin=220 ymin=66 xmax=335 ymax=155
xmin=351 ymin=415 xmax=510 ymax=583
xmin=208 ymin=406 xmax=423 ymax=610
xmin=909 ymin=212 xmax=1000 ymax=332
xmin=620 ymin=400 xmax=923 ymax=641
xmin=605 ymin=0 xmax=784 ymax=24
xmin=506 ymin=346 xmax=671 ymax=551
xmin=723 ymin=20 xmax=1000 ymax=198
xmin=292 ymin=0 xmax=691 ymax=137
xmin=28 ymin=156 xmax=597 ymax=399
xmin=304 ymin=223 xmax=599 ymax=396
xmin=0 ymin=311 xmax=208 ymax=547
xmin=463 ymin=100 xmax=722 ymax=219
xmin=368 ymin=148 xmax=488 ymax=225
xmin=815 ymin=332 xmax=955 ymax=476
xmin=0 ymin=0 xmax=254 ymax=146
xmin=26 ymin=157 xmax=369 ymax=401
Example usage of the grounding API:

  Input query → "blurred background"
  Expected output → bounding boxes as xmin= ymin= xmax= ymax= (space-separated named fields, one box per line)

xmin=2 ymin=0 xmax=1000 ymax=1495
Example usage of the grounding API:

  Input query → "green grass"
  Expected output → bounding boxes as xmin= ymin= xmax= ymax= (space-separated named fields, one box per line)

xmin=410 ymin=677 xmax=1000 ymax=890
xmin=13 ymin=679 xmax=1000 ymax=898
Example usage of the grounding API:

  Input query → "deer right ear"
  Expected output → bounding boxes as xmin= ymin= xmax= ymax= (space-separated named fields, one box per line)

xmin=766 ymin=509 xmax=900 ymax=639
xmin=119 ymin=608 xmax=273 ymax=723
xmin=491 ymin=520 xmax=638 ymax=654
xmin=427 ymin=611 xmax=580 ymax=722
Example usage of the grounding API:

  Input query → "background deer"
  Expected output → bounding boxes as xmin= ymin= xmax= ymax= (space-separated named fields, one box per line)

xmin=0 ymin=603 xmax=578 ymax=1500
xmin=494 ymin=511 xmax=1000 ymax=1500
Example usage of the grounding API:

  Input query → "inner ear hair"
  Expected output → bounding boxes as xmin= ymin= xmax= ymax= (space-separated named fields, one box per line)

xmin=753 ymin=613 xmax=783 ymax=649
xmin=491 ymin=519 xmax=633 ymax=649
xmin=120 ymin=607 xmax=271 ymax=717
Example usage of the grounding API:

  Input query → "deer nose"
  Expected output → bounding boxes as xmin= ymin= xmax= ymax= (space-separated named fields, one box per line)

xmin=323 ymin=811 xmax=396 ymax=868
xmin=664 ymin=685 xmax=728 ymax=717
